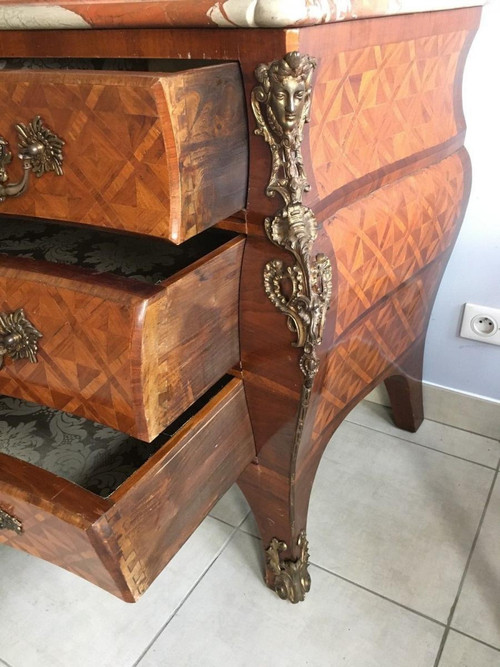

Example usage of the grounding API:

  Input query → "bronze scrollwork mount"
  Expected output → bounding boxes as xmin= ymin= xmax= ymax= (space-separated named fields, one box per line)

xmin=0 ymin=115 xmax=64 ymax=202
xmin=0 ymin=308 xmax=42 ymax=369
xmin=252 ymin=52 xmax=333 ymax=603
xmin=251 ymin=52 xmax=332 ymax=390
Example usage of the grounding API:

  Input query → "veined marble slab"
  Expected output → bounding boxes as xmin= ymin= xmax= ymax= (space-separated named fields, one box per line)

xmin=0 ymin=0 xmax=488 ymax=30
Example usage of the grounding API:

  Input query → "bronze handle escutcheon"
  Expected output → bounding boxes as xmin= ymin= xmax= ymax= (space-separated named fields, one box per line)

xmin=0 ymin=309 xmax=42 ymax=369
xmin=0 ymin=508 xmax=23 ymax=534
xmin=0 ymin=116 xmax=64 ymax=202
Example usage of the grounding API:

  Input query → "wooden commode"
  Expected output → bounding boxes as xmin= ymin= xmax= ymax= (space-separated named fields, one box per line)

xmin=0 ymin=0 xmax=485 ymax=604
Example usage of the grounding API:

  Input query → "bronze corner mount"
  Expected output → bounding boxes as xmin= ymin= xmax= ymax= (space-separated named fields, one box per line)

xmin=251 ymin=52 xmax=332 ymax=390
xmin=266 ymin=530 xmax=311 ymax=603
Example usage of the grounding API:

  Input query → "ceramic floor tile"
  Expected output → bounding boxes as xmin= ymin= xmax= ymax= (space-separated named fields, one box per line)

xmin=0 ymin=516 xmax=234 ymax=667
xmin=138 ymin=530 xmax=444 ymax=667
xmin=209 ymin=483 xmax=250 ymax=527
xmin=241 ymin=421 xmax=494 ymax=622
xmin=311 ymin=422 xmax=494 ymax=621
xmin=347 ymin=402 xmax=500 ymax=468
xmin=420 ymin=387 xmax=500 ymax=442
xmin=439 ymin=631 xmax=500 ymax=666
xmin=452 ymin=478 xmax=500 ymax=648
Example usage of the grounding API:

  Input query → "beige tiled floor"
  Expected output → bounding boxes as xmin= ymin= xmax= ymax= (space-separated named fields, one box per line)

xmin=0 ymin=401 xmax=499 ymax=666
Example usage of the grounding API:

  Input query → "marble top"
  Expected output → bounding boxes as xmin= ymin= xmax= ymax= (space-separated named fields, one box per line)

xmin=0 ymin=0 xmax=487 ymax=30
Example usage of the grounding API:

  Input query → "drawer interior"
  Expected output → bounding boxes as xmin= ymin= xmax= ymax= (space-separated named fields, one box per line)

xmin=0 ymin=57 xmax=225 ymax=72
xmin=0 ymin=375 xmax=254 ymax=600
xmin=0 ymin=375 xmax=232 ymax=499
xmin=0 ymin=217 xmax=236 ymax=284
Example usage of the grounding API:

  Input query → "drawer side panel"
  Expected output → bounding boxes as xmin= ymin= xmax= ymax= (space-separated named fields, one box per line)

xmin=141 ymin=237 xmax=245 ymax=439
xmin=104 ymin=379 xmax=255 ymax=599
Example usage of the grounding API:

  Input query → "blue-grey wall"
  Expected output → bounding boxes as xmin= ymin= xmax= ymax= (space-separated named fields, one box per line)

xmin=424 ymin=0 xmax=500 ymax=401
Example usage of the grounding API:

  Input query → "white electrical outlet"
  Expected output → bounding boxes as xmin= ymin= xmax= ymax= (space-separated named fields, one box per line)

xmin=460 ymin=303 xmax=500 ymax=347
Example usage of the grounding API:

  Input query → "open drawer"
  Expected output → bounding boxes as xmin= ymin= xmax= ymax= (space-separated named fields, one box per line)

xmin=0 ymin=376 xmax=255 ymax=601
xmin=0 ymin=63 xmax=248 ymax=244
xmin=0 ymin=218 xmax=244 ymax=440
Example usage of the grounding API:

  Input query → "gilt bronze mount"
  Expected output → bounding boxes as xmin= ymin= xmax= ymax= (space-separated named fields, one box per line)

xmin=0 ymin=115 xmax=64 ymax=202
xmin=0 ymin=508 xmax=23 ymax=535
xmin=252 ymin=52 xmax=330 ymax=604
xmin=251 ymin=52 xmax=332 ymax=392
xmin=266 ymin=530 xmax=311 ymax=603
xmin=0 ymin=308 xmax=42 ymax=369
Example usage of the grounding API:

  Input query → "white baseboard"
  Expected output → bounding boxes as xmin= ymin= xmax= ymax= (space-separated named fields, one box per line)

xmin=366 ymin=383 xmax=500 ymax=440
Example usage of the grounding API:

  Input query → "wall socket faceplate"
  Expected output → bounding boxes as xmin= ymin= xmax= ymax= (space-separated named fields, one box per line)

xmin=460 ymin=303 xmax=500 ymax=347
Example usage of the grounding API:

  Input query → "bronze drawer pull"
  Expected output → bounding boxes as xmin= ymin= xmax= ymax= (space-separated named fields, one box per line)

xmin=0 ymin=308 xmax=42 ymax=369
xmin=0 ymin=508 xmax=23 ymax=534
xmin=0 ymin=116 xmax=64 ymax=202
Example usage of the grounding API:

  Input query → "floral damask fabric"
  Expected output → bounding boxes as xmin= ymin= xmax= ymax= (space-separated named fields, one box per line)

xmin=0 ymin=58 xmax=142 ymax=71
xmin=0 ymin=395 xmax=154 ymax=497
xmin=0 ymin=378 xmax=227 ymax=497
xmin=0 ymin=216 xmax=232 ymax=495
xmin=0 ymin=218 xmax=231 ymax=284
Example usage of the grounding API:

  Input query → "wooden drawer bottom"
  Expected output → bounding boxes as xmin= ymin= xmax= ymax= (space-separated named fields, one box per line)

xmin=0 ymin=377 xmax=255 ymax=601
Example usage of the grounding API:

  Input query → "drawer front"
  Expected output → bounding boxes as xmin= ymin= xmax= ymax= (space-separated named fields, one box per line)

xmin=0 ymin=64 xmax=248 ymax=243
xmin=0 ymin=378 xmax=255 ymax=602
xmin=0 ymin=455 xmax=126 ymax=599
xmin=0 ymin=235 xmax=244 ymax=440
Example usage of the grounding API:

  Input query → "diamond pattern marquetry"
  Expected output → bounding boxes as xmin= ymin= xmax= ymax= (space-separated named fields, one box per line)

xmin=0 ymin=268 xmax=142 ymax=434
xmin=1 ymin=75 xmax=172 ymax=236
xmin=0 ymin=66 xmax=247 ymax=243
xmin=312 ymin=260 xmax=444 ymax=442
xmin=310 ymin=31 xmax=467 ymax=198
xmin=325 ymin=153 xmax=465 ymax=337
xmin=0 ymin=490 xmax=124 ymax=598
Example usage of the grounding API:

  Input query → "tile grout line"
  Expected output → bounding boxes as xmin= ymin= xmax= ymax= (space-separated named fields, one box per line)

xmin=240 ymin=522 xmax=448 ymax=629
xmin=132 ymin=519 xmax=244 ymax=667
xmin=344 ymin=419 xmax=500 ymax=471
xmin=311 ymin=561 xmax=447 ymax=629
xmin=433 ymin=462 xmax=499 ymax=667
xmin=452 ymin=628 xmax=500 ymax=654
xmin=357 ymin=403 xmax=500 ymax=441
xmin=208 ymin=510 xmax=251 ymax=531
xmin=420 ymin=419 xmax=500 ymax=442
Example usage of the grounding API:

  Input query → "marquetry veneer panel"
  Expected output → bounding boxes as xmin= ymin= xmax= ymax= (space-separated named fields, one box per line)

xmin=0 ymin=378 xmax=255 ymax=601
xmin=325 ymin=151 xmax=466 ymax=337
xmin=0 ymin=235 xmax=244 ymax=440
xmin=312 ymin=259 xmax=444 ymax=442
xmin=0 ymin=63 xmax=248 ymax=243
xmin=309 ymin=29 xmax=467 ymax=199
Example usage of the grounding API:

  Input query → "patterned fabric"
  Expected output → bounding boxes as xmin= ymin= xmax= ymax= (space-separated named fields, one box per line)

xmin=0 ymin=218 xmax=232 ymax=284
xmin=0 ymin=394 xmax=153 ymax=497
xmin=0 ymin=377 xmax=229 ymax=497
xmin=0 ymin=58 xmax=142 ymax=70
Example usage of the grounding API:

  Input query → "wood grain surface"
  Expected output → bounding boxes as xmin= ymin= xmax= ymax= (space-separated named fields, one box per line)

xmin=0 ymin=378 xmax=255 ymax=601
xmin=0 ymin=236 xmax=244 ymax=440
xmin=0 ymin=6 xmax=482 ymax=599
xmin=0 ymin=64 xmax=248 ymax=244
xmin=237 ymin=9 xmax=479 ymax=585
